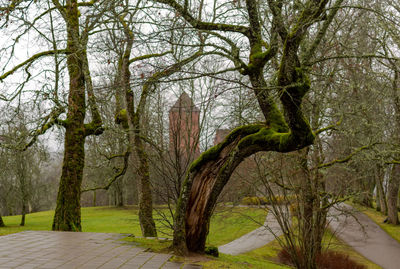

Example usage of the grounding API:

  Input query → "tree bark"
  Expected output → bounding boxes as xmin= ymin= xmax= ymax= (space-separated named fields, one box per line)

xmin=388 ymin=65 xmax=400 ymax=225
xmin=52 ymin=0 xmax=86 ymax=232
xmin=375 ymin=165 xmax=387 ymax=214
xmin=20 ymin=202 xmax=26 ymax=226
xmin=387 ymin=165 xmax=400 ymax=224
xmin=0 ymin=214 xmax=4 ymax=227
xmin=181 ymin=122 xmax=314 ymax=252
xmin=119 ymin=23 xmax=157 ymax=236
xmin=135 ymin=132 xmax=157 ymax=237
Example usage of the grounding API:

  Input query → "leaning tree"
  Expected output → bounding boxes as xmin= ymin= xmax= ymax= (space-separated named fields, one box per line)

xmin=151 ymin=0 xmax=346 ymax=253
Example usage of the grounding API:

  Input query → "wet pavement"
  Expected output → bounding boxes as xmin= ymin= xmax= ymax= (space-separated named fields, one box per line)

xmin=0 ymin=231 xmax=200 ymax=269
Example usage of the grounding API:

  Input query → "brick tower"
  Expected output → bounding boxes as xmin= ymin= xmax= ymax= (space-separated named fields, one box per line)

xmin=169 ymin=92 xmax=200 ymax=159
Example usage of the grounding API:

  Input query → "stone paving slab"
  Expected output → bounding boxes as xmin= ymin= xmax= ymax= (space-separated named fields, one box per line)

xmin=0 ymin=231 xmax=183 ymax=269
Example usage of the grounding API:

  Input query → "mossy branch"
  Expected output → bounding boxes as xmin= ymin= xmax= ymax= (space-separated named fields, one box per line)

xmin=22 ymin=107 xmax=66 ymax=151
xmin=51 ymin=0 xmax=66 ymax=19
xmin=205 ymin=31 xmax=247 ymax=73
xmin=314 ymin=116 xmax=343 ymax=136
xmin=77 ymin=0 xmax=99 ymax=7
xmin=309 ymin=54 xmax=397 ymax=65
xmin=81 ymin=40 xmax=103 ymax=137
xmin=0 ymin=0 xmax=23 ymax=11
xmin=288 ymin=0 xmax=329 ymax=43
xmin=129 ymin=51 xmax=172 ymax=65
xmin=154 ymin=0 xmax=250 ymax=36
xmin=386 ymin=160 xmax=400 ymax=165
xmin=189 ymin=124 xmax=265 ymax=172
xmin=302 ymin=0 xmax=345 ymax=65
xmin=318 ymin=143 xmax=377 ymax=169
xmin=0 ymin=49 xmax=67 ymax=82
xmin=267 ymin=0 xmax=288 ymax=40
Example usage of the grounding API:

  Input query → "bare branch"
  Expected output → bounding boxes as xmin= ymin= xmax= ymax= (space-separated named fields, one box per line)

xmin=0 ymin=49 xmax=67 ymax=82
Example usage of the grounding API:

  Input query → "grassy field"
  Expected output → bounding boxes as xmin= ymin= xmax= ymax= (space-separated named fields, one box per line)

xmin=1 ymin=205 xmax=292 ymax=268
xmin=0 ymin=205 xmax=267 ymax=247
xmin=1 ymin=205 xmax=385 ymax=268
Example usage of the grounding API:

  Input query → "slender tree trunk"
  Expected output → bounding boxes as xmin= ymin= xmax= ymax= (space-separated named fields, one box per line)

xmin=93 ymin=191 xmax=96 ymax=207
xmin=134 ymin=132 xmax=157 ymax=237
xmin=52 ymin=0 xmax=86 ymax=231
xmin=118 ymin=26 xmax=157 ymax=236
xmin=20 ymin=201 xmax=26 ymax=226
xmin=388 ymin=66 xmax=400 ymax=224
xmin=297 ymin=148 xmax=318 ymax=269
xmin=387 ymin=165 xmax=400 ymax=224
xmin=375 ymin=165 xmax=387 ymax=214
xmin=0 ymin=214 xmax=5 ymax=227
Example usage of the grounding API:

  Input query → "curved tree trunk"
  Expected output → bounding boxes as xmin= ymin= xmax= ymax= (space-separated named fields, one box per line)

xmin=180 ymin=120 xmax=314 ymax=252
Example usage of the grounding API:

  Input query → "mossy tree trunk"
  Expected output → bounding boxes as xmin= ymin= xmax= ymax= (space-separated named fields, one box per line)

xmin=388 ymin=165 xmax=400 ymax=224
xmin=388 ymin=66 xmax=400 ymax=225
xmin=154 ymin=0 xmax=343 ymax=253
xmin=134 ymin=124 xmax=157 ymax=237
xmin=118 ymin=20 xmax=157 ymax=237
xmin=0 ymin=214 xmax=4 ymax=227
xmin=52 ymin=0 xmax=86 ymax=229
xmin=20 ymin=202 xmax=26 ymax=227
xmin=52 ymin=0 xmax=103 ymax=231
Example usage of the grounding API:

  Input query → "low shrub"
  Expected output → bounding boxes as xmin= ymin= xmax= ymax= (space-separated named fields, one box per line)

xmin=240 ymin=195 xmax=297 ymax=206
xmin=316 ymin=251 xmax=367 ymax=269
xmin=240 ymin=196 xmax=269 ymax=205
xmin=205 ymin=246 xmax=219 ymax=257
xmin=289 ymin=203 xmax=299 ymax=217
xmin=278 ymin=248 xmax=367 ymax=269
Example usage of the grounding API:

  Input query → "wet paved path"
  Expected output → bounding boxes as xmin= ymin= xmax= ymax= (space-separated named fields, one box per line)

xmin=219 ymin=204 xmax=400 ymax=269
xmin=329 ymin=204 xmax=400 ymax=269
xmin=0 ymin=231 xmax=197 ymax=269
xmin=218 ymin=209 xmax=283 ymax=255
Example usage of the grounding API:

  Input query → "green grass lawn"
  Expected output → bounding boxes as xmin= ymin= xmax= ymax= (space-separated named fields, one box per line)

xmin=0 ymin=205 xmax=267 ymax=247
xmin=1 ymin=205 xmax=292 ymax=268
xmin=2 ymin=205 xmax=384 ymax=268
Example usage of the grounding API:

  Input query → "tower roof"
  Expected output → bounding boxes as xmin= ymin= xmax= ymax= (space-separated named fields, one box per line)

xmin=170 ymin=92 xmax=200 ymax=112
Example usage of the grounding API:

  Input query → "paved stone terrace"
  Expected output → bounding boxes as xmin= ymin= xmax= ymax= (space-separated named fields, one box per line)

xmin=0 ymin=231 xmax=200 ymax=269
